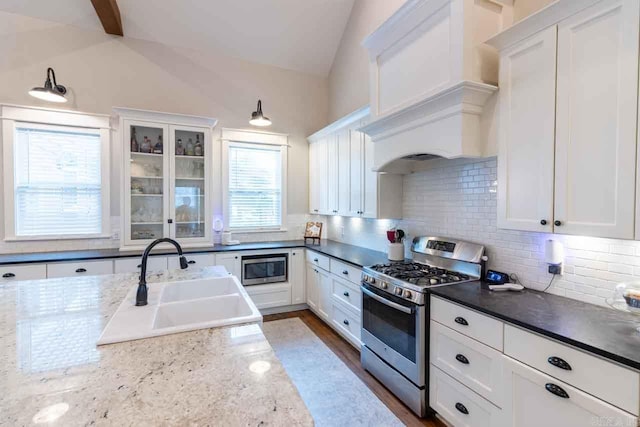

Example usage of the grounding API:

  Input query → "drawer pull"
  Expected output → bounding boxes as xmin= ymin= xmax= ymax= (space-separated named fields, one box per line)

xmin=455 ymin=354 xmax=469 ymax=365
xmin=75 ymin=268 xmax=87 ymax=273
xmin=454 ymin=316 xmax=469 ymax=326
xmin=187 ymin=260 xmax=196 ymax=264
xmin=342 ymin=270 xmax=349 ymax=275
xmin=314 ymin=258 xmax=319 ymax=262
xmin=455 ymin=402 xmax=469 ymax=415
xmin=547 ymin=356 xmax=572 ymax=371
xmin=343 ymin=319 xmax=350 ymax=326
xmin=2 ymin=273 xmax=15 ymax=278
xmin=137 ymin=264 xmax=142 ymax=268
xmin=545 ymin=383 xmax=569 ymax=399
xmin=343 ymin=291 xmax=350 ymax=297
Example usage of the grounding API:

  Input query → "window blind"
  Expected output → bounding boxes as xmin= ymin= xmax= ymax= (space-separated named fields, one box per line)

xmin=228 ymin=144 xmax=282 ymax=229
xmin=14 ymin=124 xmax=103 ymax=237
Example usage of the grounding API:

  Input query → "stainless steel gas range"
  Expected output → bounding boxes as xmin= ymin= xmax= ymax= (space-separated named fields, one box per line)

xmin=360 ymin=236 xmax=485 ymax=417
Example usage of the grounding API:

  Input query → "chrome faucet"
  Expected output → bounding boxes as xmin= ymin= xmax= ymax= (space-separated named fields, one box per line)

xmin=136 ymin=238 xmax=188 ymax=306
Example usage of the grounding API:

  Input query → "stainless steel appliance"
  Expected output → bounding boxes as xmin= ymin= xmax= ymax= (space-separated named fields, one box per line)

xmin=241 ymin=254 xmax=287 ymax=286
xmin=361 ymin=236 xmax=485 ymax=417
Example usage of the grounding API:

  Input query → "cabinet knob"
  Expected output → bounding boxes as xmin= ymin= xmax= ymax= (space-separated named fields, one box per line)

xmin=455 ymin=402 xmax=469 ymax=415
xmin=540 ymin=219 xmax=547 ymax=225
xmin=343 ymin=291 xmax=350 ymax=297
xmin=547 ymin=356 xmax=572 ymax=371
xmin=545 ymin=383 xmax=570 ymax=399
xmin=188 ymin=260 xmax=196 ymax=264
xmin=454 ymin=316 xmax=469 ymax=326
xmin=234 ymin=256 xmax=238 ymax=259
xmin=2 ymin=273 xmax=15 ymax=278
xmin=137 ymin=264 xmax=142 ymax=268
xmin=168 ymin=219 xmax=173 ymax=224
xmin=75 ymin=268 xmax=87 ymax=273
xmin=343 ymin=319 xmax=350 ymax=326
xmin=455 ymin=354 xmax=470 ymax=365
xmin=342 ymin=270 xmax=348 ymax=275
xmin=314 ymin=258 xmax=319 ymax=262
xmin=554 ymin=220 xmax=562 ymax=226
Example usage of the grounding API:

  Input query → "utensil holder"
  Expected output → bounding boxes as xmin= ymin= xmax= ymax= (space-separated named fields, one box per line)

xmin=388 ymin=243 xmax=404 ymax=261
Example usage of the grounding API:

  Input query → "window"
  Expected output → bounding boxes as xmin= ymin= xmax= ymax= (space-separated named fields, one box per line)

xmin=2 ymin=105 xmax=110 ymax=240
xmin=222 ymin=129 xmax=288 ymax=231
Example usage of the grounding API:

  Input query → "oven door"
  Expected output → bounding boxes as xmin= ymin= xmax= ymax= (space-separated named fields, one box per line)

xmin=361 ymin=283 xmax=425 ymax=386
xmin=241 ymin=255 xmax=287 ymax=286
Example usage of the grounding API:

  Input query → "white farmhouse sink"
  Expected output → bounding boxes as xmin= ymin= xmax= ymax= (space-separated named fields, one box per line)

xmin=97 ymin=276 xmax=262 ymax=345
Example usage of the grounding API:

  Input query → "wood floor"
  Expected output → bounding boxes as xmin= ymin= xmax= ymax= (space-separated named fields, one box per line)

xmin=263 ymin=310 xmax=445 ymax=427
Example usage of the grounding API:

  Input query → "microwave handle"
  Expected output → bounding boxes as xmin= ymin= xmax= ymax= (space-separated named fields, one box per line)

xmin=362 ymin=287 xmax=413 ymax=314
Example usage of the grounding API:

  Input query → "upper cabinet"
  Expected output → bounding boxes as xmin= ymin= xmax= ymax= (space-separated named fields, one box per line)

xmin=359 ymin=0 xmax=513 ymax=172
xmin=308 ymin=107 xmax=403 ymax=219
xmin=114 ymin=108 xmax=217 ymax=250
xmin=489 ymin=0 xmax=640 ymax=240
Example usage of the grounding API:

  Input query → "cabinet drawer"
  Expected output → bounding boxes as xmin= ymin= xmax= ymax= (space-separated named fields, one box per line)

xmin=245 ymin=283 xmax=291 ymax=309
xmin=114 ymin=256 xmax=168 ymax=274
xmin=47 ymin=260 xmax=113 ymax=278
xmin=329 ymin=258 xmax=361 ymax=285
xmin=431 ymin=296 xmax=504 ymax=351
xmin=430 ymin=320 xmax=504 ymax=407
xmin=429 ymin=366 xmax=502 ymax=427
xmin=306 ymin=250 xmax=330 ymax=271
xmin=331 ymin=300 xmax=361 ymax=347
xmin=332 ymin=277 xmax=361 ymax=314
xmin=0 ymin=264 xmax=47 ymax=282
xmin=168 ymin=253 xmax=215 ymax=270
xmin=503 ymin=356 xmax=638 ymax=427
xmin=504 ymin=324 xmax=640 ymax=415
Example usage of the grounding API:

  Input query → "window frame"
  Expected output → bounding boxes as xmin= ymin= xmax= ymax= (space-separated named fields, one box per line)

xmin=221 ymin=128 xmax=288 ymax=233
xmin=1 ymin=104 xmax=111 ymax=241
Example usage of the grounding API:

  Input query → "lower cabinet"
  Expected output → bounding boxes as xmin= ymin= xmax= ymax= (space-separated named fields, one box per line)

xmin=306 ymin=263 xmax=319 ymax=311
xmin=169 ymin=253 xmax=215 ymax=270
xmin=0 ymin=264 xmax=47 ymax=282
xmin=317 ymin=268 xmax=332 ymax=320
xmin=244 ymin=283 xmax=291 ymax=309
xmin=290 ymin=249 xmax=305 ymax=304
xmin=114 ymin=256 xmax=168 ymax=274
xmin=47 ymin=260 xmax=113 ymax=278
xmin=215 ymin=253 xmax=241 ymax=277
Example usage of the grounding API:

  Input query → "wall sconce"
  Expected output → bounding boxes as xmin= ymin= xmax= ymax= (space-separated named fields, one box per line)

xmin=29 ymin=67 xmax=67 ymax=103
xmin=249 ymin=100 xmax=271 ymax=127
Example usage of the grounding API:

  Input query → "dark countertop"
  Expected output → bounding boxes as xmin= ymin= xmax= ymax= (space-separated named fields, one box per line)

xmin=0 ymin=239 xmax=390 ymax=268
xmin=430 ymin=282 xmax=640 ymax=371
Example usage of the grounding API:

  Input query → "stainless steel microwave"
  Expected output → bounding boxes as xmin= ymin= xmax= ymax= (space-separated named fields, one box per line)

xmin=241 ymin=254 xmax=287 ymax=286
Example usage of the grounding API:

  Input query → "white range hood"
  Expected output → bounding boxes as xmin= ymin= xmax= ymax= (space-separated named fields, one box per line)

xmin=360 ymin=0 xmax=512 ymax=172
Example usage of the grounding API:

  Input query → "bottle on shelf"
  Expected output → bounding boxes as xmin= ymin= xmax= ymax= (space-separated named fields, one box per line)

xmin=176 ymin=138 xmax=185 ymax=155
xmin=130 ymin=127 xmax=139 ymax=152
xmin=194 ymin=134 xmax=203 ymax=156
xmin=140 ymin=136 xmax=152 ymax=153
xmin=153 ymin=135 xmax=163 ymax=154
xmin=186 ymin=138 xmax=195 ymax=156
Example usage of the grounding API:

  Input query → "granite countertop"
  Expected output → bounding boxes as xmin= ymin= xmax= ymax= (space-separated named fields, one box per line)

xmin=430 ymin=282 xmax=640 ymax=371
xmin=0 ymin=239 xmax=391 ymax=268
xmin=0 ymin=267 xmax=313 ymax=426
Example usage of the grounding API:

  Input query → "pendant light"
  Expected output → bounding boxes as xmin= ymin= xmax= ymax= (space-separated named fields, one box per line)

xmin=28 ymin=67 xmax=67 ymax=103
xmin=249 ymin=99 xmax=271 ymax=127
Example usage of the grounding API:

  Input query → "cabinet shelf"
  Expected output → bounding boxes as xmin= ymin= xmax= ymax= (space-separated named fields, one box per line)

xmin=176 ymin=221 xmax=205 ymax=224
xmin=175 ymin=154 xmax=205 ymax=159
xmin=131 ymin=175 xmax=162 ymax=179
xmin=131 ymin=221 xmax=163 ymax=225
xmin=132 ymin=194 xmax=163 ymax=197
xmin=175 ymin=177 xmax=205 ymax=180
xmin=131 ymin=152 xmax=163 ymax=157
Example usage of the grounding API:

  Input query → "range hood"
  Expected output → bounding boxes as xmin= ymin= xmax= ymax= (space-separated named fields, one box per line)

xmin=359 ymin=0 xmax=512 ymax=172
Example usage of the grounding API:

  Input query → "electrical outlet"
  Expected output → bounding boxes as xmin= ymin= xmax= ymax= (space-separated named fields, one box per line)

xmin=548 ymin=264 xmax=563 ymax=275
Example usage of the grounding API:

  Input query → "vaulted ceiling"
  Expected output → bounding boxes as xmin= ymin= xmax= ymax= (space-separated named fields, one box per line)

xmin=0 ymin=0 xmax=355 ymax=76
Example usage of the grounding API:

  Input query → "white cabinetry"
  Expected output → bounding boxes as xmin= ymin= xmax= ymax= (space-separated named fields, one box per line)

xmin=215 ymin=252 xmax=240 ymax=277
xmin=114 ymin=256 xmax=168 ymax=274
xmin=305 ymin=262 xmax=319 ymax=311
xmin=308 ymin=107 xmax=402 ymax=219
xmin=490 ymin=0 xmax=640 ymax=240
xmin=168 ymin=253 xmax=215 ymax=270
xmin=290 ymin=249 xmax=305 ymax=305
xmin=47 ymin=260 xmax=113 ymax=278
xmin=115 ymin=108 xmax=217 ymax=250
xmin=0 ymin=264 xmax=46 ymax=282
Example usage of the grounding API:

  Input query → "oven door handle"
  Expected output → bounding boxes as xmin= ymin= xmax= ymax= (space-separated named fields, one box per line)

xmin=362 ymin=287 xmax=413 ymax=314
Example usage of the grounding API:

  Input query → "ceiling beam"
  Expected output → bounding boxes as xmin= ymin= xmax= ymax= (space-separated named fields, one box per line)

xmin=90 ymin=0 xmax=123 ymax=36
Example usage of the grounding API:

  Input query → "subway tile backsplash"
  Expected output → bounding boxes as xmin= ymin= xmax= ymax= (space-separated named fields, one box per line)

xmin=326 ymin=156 xmax=638 ymax=307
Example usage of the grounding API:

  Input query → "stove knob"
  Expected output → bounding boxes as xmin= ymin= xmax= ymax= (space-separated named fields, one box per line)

xmin=394 ymin=287 xmax=403 ymax=296
xmin=403 ymin=290 xmax=413 ymax=299
xmin=380 ymin=282 xmax=387 ymax=289
xmin=370 ymin=277 xmax=377 ymax=285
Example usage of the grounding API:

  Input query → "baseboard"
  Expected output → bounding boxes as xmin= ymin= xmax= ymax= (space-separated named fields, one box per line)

xmin=260 ymin=303 xmax=309 ymax=316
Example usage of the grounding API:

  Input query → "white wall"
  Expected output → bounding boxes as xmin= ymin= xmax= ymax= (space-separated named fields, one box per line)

xmin=325 ymin=157 xmax=640 ymax=307
xmin=0 ymin=11 xmax=328 ymax=253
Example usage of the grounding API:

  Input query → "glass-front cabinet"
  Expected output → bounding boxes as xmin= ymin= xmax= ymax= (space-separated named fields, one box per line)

xmin=116 ymin=109 xmax=216 ymax=250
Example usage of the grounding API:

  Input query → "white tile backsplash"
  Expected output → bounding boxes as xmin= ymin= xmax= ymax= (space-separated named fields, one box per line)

xmin=325 ymin=156 xmax=639 ymax=308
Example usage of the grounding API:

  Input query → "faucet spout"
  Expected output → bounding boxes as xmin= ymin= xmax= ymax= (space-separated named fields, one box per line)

xmin=136 ymin=238 xmax=188 ymax=306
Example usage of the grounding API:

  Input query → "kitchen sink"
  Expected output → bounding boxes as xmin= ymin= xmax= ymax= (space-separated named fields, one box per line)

xmin=97 ymin=275 xmax=262 ymax=345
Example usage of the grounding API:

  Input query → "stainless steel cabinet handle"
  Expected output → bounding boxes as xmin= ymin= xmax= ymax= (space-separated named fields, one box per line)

xmin=2 ymin=273 xmax=15 ymax=278
xmin=548 ymin=356 xmax=572 ymax=371
xmin=361 ymin=287 xmax=413 ymax=314
xmin=545 ymin=383 xmax=569 ymax=399
xmin=455 ymin=403 xmax=469 ymax=415
xmin=75 ymin=268 xmax=87 ymax=273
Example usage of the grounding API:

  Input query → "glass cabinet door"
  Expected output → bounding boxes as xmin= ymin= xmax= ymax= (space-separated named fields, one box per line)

xmin=171 ymin=126 xmax=209 ymax=241
xmin=126 ymin=121 xmax=169 ymax=244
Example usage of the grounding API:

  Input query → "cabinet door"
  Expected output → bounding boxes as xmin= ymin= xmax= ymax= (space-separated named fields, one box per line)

xmin=348 ymin=130 xmax=364 ymax=216
xmin=215 ymin=253 xmax=241 ymax=277
xmin=168 ymin=253 xmax=215 ymax=270
xmin=124 ymin=120 xmax=170 ymax=246
xmin=317 ymin=268 xmax=332 ymax=320
xmin=305 ymin=263 xmax=319 ymax=311
xmin=361 ymin=130 xmax=378 ymax=218
xmin=309 ymin=142 xmax=318 ymax=214
xmin=337 ymin=129 xmax=351 ymax=216
xmin=497 ymin=26 xmax=557 ymax=233
xmin=554 ymin=0 xmax=639 ymax=239
xmin=502 ymin=357 xmax=637 ymax=427
xmin=290 ymin=249 xmax=306 ymax=304
xmin=326 ymin=135 xmax=340 ymax=214
xmin=169 ymin=125 xmax=212 ymax=244
xmin=316 ymin=139 xmax=329 ymax=215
